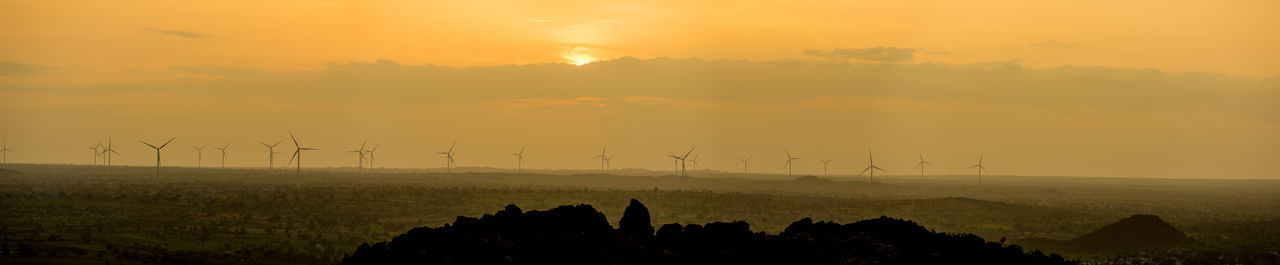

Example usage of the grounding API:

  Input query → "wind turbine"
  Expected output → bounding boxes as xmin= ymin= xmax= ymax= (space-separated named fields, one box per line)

xmin=192 ymin=144 xmax=207 ymax=168
xmin=87 ymin=142 xmax=103 ymax=166
xmin=509 ymin=145 xmax=526 ymax=172
xmin=666 ymin=147 xmax=695 ymax=177
xmin=858 ymin=150 xmax=887 ymax=182
xmin=914 ymin=151 xmax=931 ymax=179
xmin=783 ymin=148 xmax=801 ymax=176
xmin=969 ymin=153 xmax=989 ymax=183
xmin=102 ymin=137 xmax=121 ymax=167
xmin=139 ymin=137 xmax=176 ymax=177
xmin=215 ymin=143 xmax=230 ymax=168
xmin=604 ymin=154 xmax=614 ymax=171
xmin=0 ymin=140 xmax=12 ymax=166
xmin=688 ymin=153 xmax=700 ymax=171
xmin=593 ymin=145 xmax=607 ymax=173
xmin=738 ymin=156 xmax=752 ymax=175
xmin=435 ymin=143 xmax=456 ymax=174
xmin=258 ymin=140 xmax=282 ymax=169
xmin=286 ymin=131 xmax=318 ymax=176
xmin=348 ymin=140 xmax=367 ymax=173
xmin=367 ymin=144 xmax=380 ymax=171
xmin=818 ymin=158 xmax=833 ymax=177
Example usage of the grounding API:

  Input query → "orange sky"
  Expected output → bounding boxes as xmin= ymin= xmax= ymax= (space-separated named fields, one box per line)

xmin=1 ymin=0 xmax=1277 ymax=178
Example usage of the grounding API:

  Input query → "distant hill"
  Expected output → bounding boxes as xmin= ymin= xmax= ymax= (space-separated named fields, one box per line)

xmin=1075 ymin=214 xmax=1196 ymax=249
xmin=1021 ymin=214 xmax=1197 ymax=251
xmin=341 ymin=199 xmax=1074 ymax=265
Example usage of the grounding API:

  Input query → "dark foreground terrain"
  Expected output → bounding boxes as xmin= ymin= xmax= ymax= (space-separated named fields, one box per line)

xmin=1 ymin=164 xmax=1278 ymax=264
xmin=342 ymin=199 xmax=1074 ymax=265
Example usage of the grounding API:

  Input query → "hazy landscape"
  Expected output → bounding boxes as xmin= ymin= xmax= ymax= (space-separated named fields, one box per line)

xmin=2 ymin=164 xmax=1276 ymax=264
xmin=4 ymin=0 xmax=1278 ymax=264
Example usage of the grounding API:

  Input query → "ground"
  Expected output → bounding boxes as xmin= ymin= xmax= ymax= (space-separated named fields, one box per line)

xmin=1 ymin=164 xmax=1277 ymax=264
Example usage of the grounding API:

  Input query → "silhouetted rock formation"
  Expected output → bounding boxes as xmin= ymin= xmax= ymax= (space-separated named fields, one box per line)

xmin=618 ymin=199 xmax=654 ymax=241
xmin=1074 ymin=214 xmax=1196 ymax=249
xmin=341 ymin=200 xmax=1074 ymax=265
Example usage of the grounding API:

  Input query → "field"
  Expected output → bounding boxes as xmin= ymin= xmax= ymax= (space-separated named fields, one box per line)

xmin=1 ymin=164 xmax=1278 ymax=264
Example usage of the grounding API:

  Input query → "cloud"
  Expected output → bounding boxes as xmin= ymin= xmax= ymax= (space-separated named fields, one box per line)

xmin=802 ymin=47 xmax=921 ymax=62
xmin=0 ymin=62 xmax=53 ymax=76
xmin=144 ymin=28 xmax=210 ymax=39
xmin=1029 ymin=39 xmax=1076 ymax=48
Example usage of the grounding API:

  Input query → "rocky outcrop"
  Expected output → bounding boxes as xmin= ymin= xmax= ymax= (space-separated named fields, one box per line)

xmin=341 ymin=199 xmax=1074 ymax=265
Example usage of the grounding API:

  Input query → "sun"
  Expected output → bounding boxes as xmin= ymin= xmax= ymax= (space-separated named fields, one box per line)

xmin=562 ymin=46 xmax=598 ymax=66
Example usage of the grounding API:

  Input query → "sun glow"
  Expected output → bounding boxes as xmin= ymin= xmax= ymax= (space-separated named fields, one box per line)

xmin=562 ymin=46 xmax=598 ymax=66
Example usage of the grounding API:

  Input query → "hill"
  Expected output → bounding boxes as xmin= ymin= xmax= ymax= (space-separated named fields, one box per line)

xmin=341 ymin=199 xmax=1074 ymax=265
xmin=1075 ymin=214 xmax=1196 ymax=249
xmin=1021 ymin=214 xmax=1197 ymax=252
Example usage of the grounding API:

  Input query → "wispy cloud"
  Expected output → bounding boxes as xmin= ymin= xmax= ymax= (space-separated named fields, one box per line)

xmin=802 ymin=47 xmax=921 ymax=62
xmin=144 ymin=28 xmax=210 ymax=39
xmin=1029 ymin=39 xmax=1077 ymax=48
xmin=501 ymin=18 xmax=556 ymax=23
xmin=0 ymin=62 xmax=53 ymax=76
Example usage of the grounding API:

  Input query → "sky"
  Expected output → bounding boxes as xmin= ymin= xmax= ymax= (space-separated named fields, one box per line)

xmin=1 ymin=0 xmax=1277 ymax=178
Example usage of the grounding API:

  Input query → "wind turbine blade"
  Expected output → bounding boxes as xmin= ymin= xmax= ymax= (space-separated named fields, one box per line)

xmin=259 ymin=141 xmax=269 ymax=147
xmin=858 ymin=167 xmax=872 ymax=176
xmin=360 ymin=139 xmax=367 ymax=151
xmin=140 ymin=141 xmax=157 ymax=149
xmin=289 ymin=131 xmax=300 ymax=148
xmin=158 ymin=137 xmax=175 ymax=149
xmin=448 ymin=142 xmax=456 ymax=153
xmin=287 ymin=150 xmax=299 ymax=165
xmin=110 ymin=150 xmax=123 ymax=156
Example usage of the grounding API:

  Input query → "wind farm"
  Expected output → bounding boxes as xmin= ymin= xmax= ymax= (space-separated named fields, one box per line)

xmin=2 ymin=1 xmax=1275 ymax=264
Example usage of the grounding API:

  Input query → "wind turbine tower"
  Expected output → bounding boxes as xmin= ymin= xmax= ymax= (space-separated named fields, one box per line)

xmin=87 ymin=142 xmax=103 ymax=166
xmin=215 ymin=143 xmax=230 ymax=168
xmin=102 ymin=137 xmax=121 ymax=167
xmin=593 ymin=145 xmax=607 ymax=173
xmin=970 ymin=153 xmax=989 ymax=183
xmin=140 ymin=137 xmax=176 ymax=178
xmin=665 ymin=147 xmax=695 ymax=177
xmin=286 ymin=131 xmax=318 ymax=176
xmin=783 ymin=148 xmax=801 ymax=176
xmin=348 ymin=140 xmax=367 ymax=173
xmin=435 ymin=143 xmax=456 ymax=175
xmin=510 ymin=145 xmax=526 ymax=172
xmin=192 ymin=144 xmax=207 ymax=168
xmin=0 ymin=140 xmax=12 ymax=166
xmin=258 ymin=140 xmax=282 ymax=169
xmin=688 ymin=153 xmax=700 ymax=171
xmin=367 ymin=144 xmax=380 ymax=171
xmin=914 ymin=151 xmax=932 ymax=179
xmin=819 ymin=158 xmax=833 ymax=177
xmin=858 ymin=150 xmax=887 ymax=182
